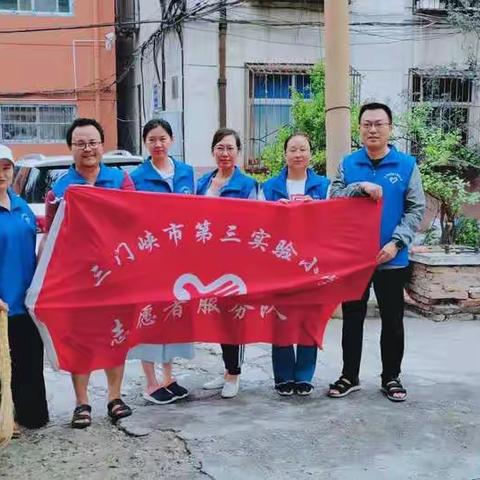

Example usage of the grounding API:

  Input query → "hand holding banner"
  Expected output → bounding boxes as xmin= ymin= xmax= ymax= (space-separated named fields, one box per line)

xmin=27 ymin=187 xmax=381 ymax=373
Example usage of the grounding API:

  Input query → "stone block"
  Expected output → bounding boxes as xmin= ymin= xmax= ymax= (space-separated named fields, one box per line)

xmin=425 ymin=313 xmax=447 ymax=322
xmin=429 ymin=304 xmax=463 ymax=315
xmin=458 ymin=298 xmax=480 ymax=309
xmin=444 ymin=312 xmax=475 ymax=321
xmin=468 ymin=288 xmax=480 ymax=299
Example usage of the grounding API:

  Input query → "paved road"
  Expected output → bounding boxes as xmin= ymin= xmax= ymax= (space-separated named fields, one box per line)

xmin=2 ymin=317 xmax=480 ymax=480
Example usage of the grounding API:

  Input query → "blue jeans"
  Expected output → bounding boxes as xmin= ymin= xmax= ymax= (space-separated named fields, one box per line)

xmin=272 ymin=345 xmax=317 ymax=385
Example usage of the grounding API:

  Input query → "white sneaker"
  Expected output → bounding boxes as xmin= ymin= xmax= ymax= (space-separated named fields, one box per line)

xmin=221 ymin=377 xmax=240 ymax=398
xmin=203 ymin=376 xmax=225 ymax=390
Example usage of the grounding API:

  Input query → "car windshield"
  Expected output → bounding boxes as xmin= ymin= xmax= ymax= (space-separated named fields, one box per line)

xmin=20 ymin=163 xmax=139 ymax=203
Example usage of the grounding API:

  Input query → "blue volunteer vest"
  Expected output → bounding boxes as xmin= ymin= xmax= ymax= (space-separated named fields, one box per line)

xmin=52 ymin=163 xmax=127 ymax=198
xmin=261 ymin=167 xmax=330 ymax=201
xmin=0 ymin=189 xmax=37 ymax=316
xmin=342 ymin=146 xmax=416 ymax=267
xmin=130 ymin=156 xmax=194 ymax=194
xmin=196 ymin=166 xmax=257 ymax=199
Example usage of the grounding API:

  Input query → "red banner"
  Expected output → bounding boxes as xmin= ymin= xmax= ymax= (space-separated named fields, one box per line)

xmin=27 ymin=187 xmax=381 ymax=373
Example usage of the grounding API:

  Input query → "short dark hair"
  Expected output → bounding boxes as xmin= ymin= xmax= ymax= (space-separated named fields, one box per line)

xmin=142 ymin=118 xmax=173 ymax=142
xmin=359 ymin=102 xmax=393 ymax=124
xmin=211 ymin=128 xmax=241 ymax=152
xmin=284 ymin=132 xmax=312 ymax=153
xmin=66 ymin=118 xmax=105 ymax=147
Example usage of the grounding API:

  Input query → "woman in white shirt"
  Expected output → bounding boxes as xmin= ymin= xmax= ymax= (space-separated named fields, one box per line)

xmin=197 ymin=128 xmax=257 ymax=398
xmin=260 ymin=133 xmax=330 ymax=396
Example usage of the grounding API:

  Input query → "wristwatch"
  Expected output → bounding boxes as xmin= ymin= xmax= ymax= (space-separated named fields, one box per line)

xmin=393 ymin=239 xmax=405 ymax=250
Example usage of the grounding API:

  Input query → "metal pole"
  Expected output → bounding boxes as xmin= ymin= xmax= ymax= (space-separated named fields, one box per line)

xmin=218 ymin=0 xmax=227 ymax=128
xmin=324 ymin=0 xmax=351 ymax=178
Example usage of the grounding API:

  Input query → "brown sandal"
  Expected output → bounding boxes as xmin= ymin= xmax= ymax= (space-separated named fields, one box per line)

xmin=107 ymin=398 xmax=132 ymax=423
xmin=71 ymin=404 xmax=92 ymax=429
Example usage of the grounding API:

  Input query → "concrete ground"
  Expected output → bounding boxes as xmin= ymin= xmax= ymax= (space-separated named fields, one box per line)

xmin=1 ymin=316 xmax=480 ymax=480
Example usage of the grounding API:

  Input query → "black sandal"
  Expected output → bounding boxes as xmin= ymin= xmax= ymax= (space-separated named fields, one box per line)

xmin=71 ymin=404 xmax=92 ymax=429
xmin=381 ymin=378 xmax=407 ymax=402
xmin=327 ymin=377 xmax=361 ymax=398
xmin=107 ymin=398 xmax=132 ymax=423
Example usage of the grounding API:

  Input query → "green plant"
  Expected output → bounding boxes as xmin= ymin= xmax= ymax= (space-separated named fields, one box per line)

xmin=455 ymin=216 xmax=480 ymax=248
xmin=256 ymin=63 xmax=358 ymax=179
xmin=400 ymin=104 xmax=480 ymax=245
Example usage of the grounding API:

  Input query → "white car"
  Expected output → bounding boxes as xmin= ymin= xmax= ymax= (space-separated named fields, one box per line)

xmin=12 ymin=150 xmax=144 ymax=235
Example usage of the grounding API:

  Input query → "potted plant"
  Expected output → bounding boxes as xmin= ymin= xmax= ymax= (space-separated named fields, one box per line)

xmin=399 ymin=104 xmax=480 ymax=320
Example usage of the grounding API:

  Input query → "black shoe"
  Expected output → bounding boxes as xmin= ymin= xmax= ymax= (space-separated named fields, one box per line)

xmin=143 ymin=387 xmax=176 ymax=405
xmin=166 ymin=381 xmax=189 ymax=401
xmin=275 ymin=381 xmax=295 ymax=396
xmin=295 ymin=382 xmax=314 ymax=396
xmin=327 ymin=376 xmax=361 ymax=398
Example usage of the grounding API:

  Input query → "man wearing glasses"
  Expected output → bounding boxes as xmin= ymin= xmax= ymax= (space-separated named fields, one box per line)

xmin=327 ymin=103 xmax=425 ymax=402
xmin=44 ymin=118 xmax=134 ymax=428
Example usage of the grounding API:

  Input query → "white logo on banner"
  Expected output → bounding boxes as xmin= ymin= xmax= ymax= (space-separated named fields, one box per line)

xmin=173 ymin=273 xmax=247 ymax=301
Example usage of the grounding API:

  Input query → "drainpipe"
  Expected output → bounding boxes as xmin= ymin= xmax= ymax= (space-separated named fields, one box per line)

xmin=218 ymin=0 xmax=227 ymax=128
xmin=115 ymin=0 xmax=138 ymax=153
xmin=93 ymin=0 xmax=101 ymax=119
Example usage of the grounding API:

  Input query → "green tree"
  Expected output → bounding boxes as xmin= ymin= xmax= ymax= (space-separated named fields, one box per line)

xmin=399 ymin=103 xmax=480 ymax=245
xmin=255 ymin=63 xmax=359 ymax=181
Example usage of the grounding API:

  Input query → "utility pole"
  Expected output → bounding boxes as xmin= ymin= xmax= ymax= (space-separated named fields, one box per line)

xmin=218 ymin=0 xmax=227 ymax=128
xmin=324 ymin=0 xmax=351 ymax=178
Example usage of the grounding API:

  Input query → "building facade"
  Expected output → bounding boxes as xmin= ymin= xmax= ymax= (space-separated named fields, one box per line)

xmin=131 ymin=0 xmax=479 ymax=170
xmin=0 ymin=0 xmax=117 ymax=157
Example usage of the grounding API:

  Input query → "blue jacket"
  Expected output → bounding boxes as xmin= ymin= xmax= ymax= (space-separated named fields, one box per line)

xmin=130 ymin=156 xmax=194 ymax=194
xmin=342 ymin=146 xmax=416 ymax=267
xmin=0 ymin=189 xmax=36 ymax=316
xmin=261 ymin=167 xmax=330 ymax=201
xmin=52 ymin=163 xmax=127 ymax=198
xmin=196 ymin=166 xmax=257 ymax=199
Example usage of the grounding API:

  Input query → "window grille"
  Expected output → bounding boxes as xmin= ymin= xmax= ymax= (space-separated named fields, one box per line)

xmin=0 ymin=104 xmax=76 ymax=143
xmin=0 ymin=0 xmax=71 ymax=14
xmin=409 ymin=68 xmax=475 ymax=147
xmin=246 ymin=63 xmax=361 ymax=169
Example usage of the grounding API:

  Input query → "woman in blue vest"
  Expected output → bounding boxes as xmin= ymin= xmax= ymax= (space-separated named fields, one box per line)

xmin=260 ymin=132 xmax=330 ymax=396
xmin=198 ymin=128 xmax=257 ymax=399
xmin=0 ymin=144 xmax=49 ymax=437
xmin=128 ymin=119 xmax=195 ymax=405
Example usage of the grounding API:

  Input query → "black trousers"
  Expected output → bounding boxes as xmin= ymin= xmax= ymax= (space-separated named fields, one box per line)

xmin=221 ymin=344 xmax=245 ymax=375
xmin=8 ymin=313 xmax=49 ymax=428
xmin=341 ymin=267 xmax=409 ymax=384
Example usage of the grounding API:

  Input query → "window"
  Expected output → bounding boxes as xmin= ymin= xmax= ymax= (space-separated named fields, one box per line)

xmin=0 ymin=0 xmax=71 ymax=14
xmin=409 ymin=68 xmax=475 ymax=145
xmin=413 ymin=0 xmax=479 ymax=14
xmin=246 ymin=63 xmax=361 ymax=169
xmin=0 ymin=104 xmax=76 ymax=143
xmin=249 ymin=70 xmax=311 ymax=162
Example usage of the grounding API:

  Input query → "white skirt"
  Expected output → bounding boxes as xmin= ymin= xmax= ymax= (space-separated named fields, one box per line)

xmin=127 ymin=343 xmax=195 ymax=363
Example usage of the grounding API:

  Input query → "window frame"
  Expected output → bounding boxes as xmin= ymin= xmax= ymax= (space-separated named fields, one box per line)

xmin=413 ymin=0 xmax=479 ymax=15
xmin=245 ymin=63 xmax=362 ymax=170
xmin=408 ymin=68 xmax=477 ymax=150
xmin=0 ymin=0 xmax=73 ymax=16
xmin=0 ymin=103 xmax=77 ymax=144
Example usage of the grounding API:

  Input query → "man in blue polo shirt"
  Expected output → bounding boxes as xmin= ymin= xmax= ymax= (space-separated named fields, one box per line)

xmin=327 ymin=103 xmax=425 ymax=402
xmin=43 ymin=118 xmax=134 ymax=429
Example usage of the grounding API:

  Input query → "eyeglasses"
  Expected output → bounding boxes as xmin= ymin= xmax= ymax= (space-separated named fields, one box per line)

xmin=360 ymin=122 xmax=391 ymax=130
xmin=72 ymin=141 xmax=102 ymax=150
xmin=214 ymin=145 xmax=236 ymax=153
